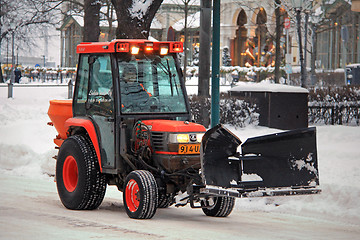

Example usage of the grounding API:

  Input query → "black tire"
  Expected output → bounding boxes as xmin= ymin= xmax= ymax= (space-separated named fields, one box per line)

xmin=123 ymin=170 xmax=158 ymax=219
xmin=158 ymin=193 xmax=174 ymax=208
xmin=56 ymin=135 xmax=106 ymax=210
xmin=202 ymin=196 xmax=235 ymax=217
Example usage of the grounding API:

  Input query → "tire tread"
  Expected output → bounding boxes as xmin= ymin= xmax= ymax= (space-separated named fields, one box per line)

xmin=124 ymin=170 xmax=158 ymax=219
xmin=57 ymin=135 xmax=106 ymax=210
xmin=202 ymin=196 xmax=235 ymax=217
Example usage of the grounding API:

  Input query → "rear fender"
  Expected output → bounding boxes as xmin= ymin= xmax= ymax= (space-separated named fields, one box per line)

xmin=64 ymin=117 xmax=102 ymax=172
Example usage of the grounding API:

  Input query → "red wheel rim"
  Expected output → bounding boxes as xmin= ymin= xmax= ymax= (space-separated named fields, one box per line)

xmin=125 ymin=179 xmax=140 ymax=212
xmin=63 ymin=156 xmax=78 ymax=192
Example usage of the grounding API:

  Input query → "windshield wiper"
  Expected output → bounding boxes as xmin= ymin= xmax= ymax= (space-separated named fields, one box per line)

xmin=166 ymin=59 xmax=174 ymax=96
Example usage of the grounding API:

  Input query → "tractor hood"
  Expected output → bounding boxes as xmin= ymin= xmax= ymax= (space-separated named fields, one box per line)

xmin=142 ymin=120 xmax=206 ymax=133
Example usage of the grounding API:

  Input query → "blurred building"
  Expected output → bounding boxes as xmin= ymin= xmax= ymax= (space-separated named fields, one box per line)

xmin=316 ymin=0 xmax=360 ymax=70
xmin=57 ymin=0 xmax=360 ymax=71
xmin=58 ymin=0 xmax=201 ymax=68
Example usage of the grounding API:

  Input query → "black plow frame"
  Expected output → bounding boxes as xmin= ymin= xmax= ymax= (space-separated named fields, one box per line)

xmin=200 ymin=125 xmax=321 ymax=198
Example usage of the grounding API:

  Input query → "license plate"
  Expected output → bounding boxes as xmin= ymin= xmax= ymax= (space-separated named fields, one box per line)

xmin=178 ymin=144 xmax=200 ymax=154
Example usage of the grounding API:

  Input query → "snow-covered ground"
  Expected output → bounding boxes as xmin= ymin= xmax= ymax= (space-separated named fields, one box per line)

xmin=0 ymin=86 xmax=360 ymax=239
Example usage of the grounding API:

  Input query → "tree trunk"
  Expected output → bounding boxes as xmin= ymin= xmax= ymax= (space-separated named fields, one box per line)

xmin=111 ymin=0 xmax=163 ymax=39
xmin=197 ymin=0 xmax=212 ymax=127
xmin=198 ymin=0 xmax=211 ymax=98
xmin=83 ymin=0 xmax=101 ymax=42
xmin=274 ymin=0 xmax=282 ymax=83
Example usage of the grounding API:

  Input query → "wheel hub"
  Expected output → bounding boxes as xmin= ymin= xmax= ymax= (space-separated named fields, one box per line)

xmin=63 ymin=155 xmax=78 ymax=192
xmin=125 ymin=179 xmax=140 ymax=212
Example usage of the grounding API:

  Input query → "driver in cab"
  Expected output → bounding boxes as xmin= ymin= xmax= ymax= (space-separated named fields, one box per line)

xmin=120 ymin=63 xmax=152 ymax=112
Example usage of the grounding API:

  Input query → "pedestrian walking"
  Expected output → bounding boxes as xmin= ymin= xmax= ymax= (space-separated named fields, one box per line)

xmin=14 ymin=67 xmax=21 ymax=83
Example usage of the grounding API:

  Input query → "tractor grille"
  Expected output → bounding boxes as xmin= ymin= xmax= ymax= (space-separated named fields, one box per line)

xmin=151 ymin=132 xmax=166 ymax=152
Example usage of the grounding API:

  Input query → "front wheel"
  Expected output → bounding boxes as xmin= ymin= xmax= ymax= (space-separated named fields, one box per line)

xmin=123 ymin=170 xmax=158 ymax=219
xmin=202 ymin=196 xmax=235 ymax=217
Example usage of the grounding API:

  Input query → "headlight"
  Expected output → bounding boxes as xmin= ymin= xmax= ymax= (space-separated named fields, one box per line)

xmin=176 ymin=134 xmax=190 ymax=143
xmin=169 ymin=133 xmax=204 ymax=143
xmin=169 ymin=133 xmax=189 ymax=143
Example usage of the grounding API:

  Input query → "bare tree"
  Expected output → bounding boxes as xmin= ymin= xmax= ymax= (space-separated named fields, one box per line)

xmin=0 ymin=0 xmax=61 ymax=82
xmin=83 ymin=0 xmax=101 ymax=42
xmin=0 ymin=0 xmax=61 ymax=43
xmin=101 ymin=0 xmax=116 ymax=41
xmin=58 ymin=0 xmax=117 ymax=41
xmin=111 ymin=0 xmax=163 ymax=39
xmin=167 ymin=0 xmax=199 ymax=79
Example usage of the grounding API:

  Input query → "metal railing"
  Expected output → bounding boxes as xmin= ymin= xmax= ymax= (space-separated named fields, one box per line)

xmin=308 ymin=103 xmax=360 ymax=125
xmin=2 ymin=80 xmax=74 ymax=99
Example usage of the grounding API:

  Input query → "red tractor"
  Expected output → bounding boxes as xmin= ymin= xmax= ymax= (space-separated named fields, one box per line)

xmin=48 ymin=39 xmax=320 ymax=219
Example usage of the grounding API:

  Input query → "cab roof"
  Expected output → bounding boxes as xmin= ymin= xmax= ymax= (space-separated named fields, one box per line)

xmin=76 ymin=39 xmax=183 ymax=54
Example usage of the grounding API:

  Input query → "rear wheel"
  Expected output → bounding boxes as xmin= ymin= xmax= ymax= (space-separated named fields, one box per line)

xmin=56 ymin=135 xmax=106 ymax=210
xmin=123 ymin=170 xmax=158 ymax=219
xmin=202 ymin=196 xmax=235 ymax=217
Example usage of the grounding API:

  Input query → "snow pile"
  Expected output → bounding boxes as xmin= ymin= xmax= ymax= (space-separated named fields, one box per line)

xmin=229 ymin=81 xmax=309 ymax=93
xmin=0 ymin=87 xmax=67 ymax=178
xmin=1 ymin=86 xmax=360 ymax=225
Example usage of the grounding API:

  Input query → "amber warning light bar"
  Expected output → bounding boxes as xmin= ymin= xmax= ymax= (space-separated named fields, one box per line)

xmin=115 ymin=41 xmax=183 ymax=55
xmin=77 ymin=40 xmax=183 ymax=55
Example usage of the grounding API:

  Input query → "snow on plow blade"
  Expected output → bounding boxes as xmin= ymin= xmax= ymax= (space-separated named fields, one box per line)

xmin=200 ymin=125 xmax=321 ymax=198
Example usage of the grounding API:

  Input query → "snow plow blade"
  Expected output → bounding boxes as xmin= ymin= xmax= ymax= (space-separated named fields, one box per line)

xmin=200 ymin=125 xmax=321 ymax=198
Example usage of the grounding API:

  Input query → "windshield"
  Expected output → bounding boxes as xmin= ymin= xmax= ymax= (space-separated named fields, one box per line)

xmin=118 ymin=54 xmax=187 ymax=114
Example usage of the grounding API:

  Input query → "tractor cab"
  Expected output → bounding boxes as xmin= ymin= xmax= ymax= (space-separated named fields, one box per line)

xmin=74 ymin=40 xmax=189 ymax=119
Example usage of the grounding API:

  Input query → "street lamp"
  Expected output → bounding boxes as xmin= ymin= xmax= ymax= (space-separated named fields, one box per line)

xmin=291 ymin=0 xmax=307 ymax=88
xmin=8 ymin=23 xmax=15 ymax=98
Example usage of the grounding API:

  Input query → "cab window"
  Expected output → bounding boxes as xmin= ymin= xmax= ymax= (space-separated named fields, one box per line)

xmin=73 ymin=54 xmax=89 ymax=116
xmin=118 ymin=54 xmax=187 ymax=114
xmin=87 ymin=54 xmax=114 ymax=117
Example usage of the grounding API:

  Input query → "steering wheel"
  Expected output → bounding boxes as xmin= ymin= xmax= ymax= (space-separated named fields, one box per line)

xmin=148 ymin=96 xmax=160 ymax=105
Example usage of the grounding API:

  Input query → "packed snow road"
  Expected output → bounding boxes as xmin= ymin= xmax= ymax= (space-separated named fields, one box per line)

xmin=0 ymin=173 xmax=358 ymax=240
xmin=1 ymin=86 xmax=360 ymax=239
